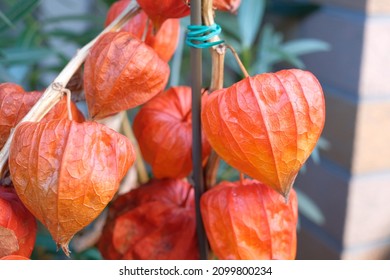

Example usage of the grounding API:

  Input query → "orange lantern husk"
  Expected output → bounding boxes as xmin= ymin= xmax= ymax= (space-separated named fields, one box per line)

xmin=0 ymin=255 xmax=30 ymax=260
xmin=0 ymin=186 xmax=37 ymax=258
xmin=98 ymin=178 xmax=198 ymax=260
xmin=201 ymin=69 xmax=325 ymax=198
xmin=133 ymin=86 xmax=211 ymax=179
xmin=105 ymin=0 xmax=180 ymax=62
xmin=0 ymin=82 xmax=84 ymax=149
xmin=136 ymin=0 xmax=190 ymax=29
xmin=83 ymin=32 xmax=170 ymax=120
xmin=8 ymin=119 xmax=135 ymax=256
xmin=201 ymin=179 xmax=298 ymax=260
xmin=213 ymin=0 xmax=241 ymax=12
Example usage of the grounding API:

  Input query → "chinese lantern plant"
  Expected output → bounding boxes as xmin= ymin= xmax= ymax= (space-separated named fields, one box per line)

xmin=136 ymin=0 xmax=190 ymax=29
xmin=133 ymin=86 xmax=211 ymax=179
xmin=201 ymin=179 xmax=298 ymax=260
xmin=8 ymin=119 xmax=136 ymax=256
xmin=0 ymin=0 xmax=328 ymax=260
xmin=98 ymin=178 xmax=198 ymax=260
xmin=201 ymin=69 xmax=325 ymax=198
xmin=0 ymin=255 xmax=30 ymax=260
xmin=213 ymin=0 xmax=241 ymax=12
xmin=83 ymin=31 xmax=170 ymax=120
xmin=105 ymin=0 xmax=180 ymax=62
xmin=0 ymin=82 xmax=84 ymax=149
xmin=0 ymin=186 xmax=37 ymax=258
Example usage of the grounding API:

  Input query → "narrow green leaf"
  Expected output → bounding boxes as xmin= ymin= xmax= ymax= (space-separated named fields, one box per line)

xmin=215 ymin=11 xmax=240 ymax=41
xmin=310 ymin=137 xmax=330 ymax=164
xmin=238 ymin=0 xmax=266 ymax=48
xmin=281 ymin=39 xmax=331 ymax=56
xmin=0 ymin=10 xmax=14 ymax=29
xmin=272 ymin=48 xmax=306 ymax=68
xmin=44 ymin=27 xmax=100 ymax=45
xmin=0 ymin=0 xmax=40 ymax=33
xmin=296 ymin=189 xmax=325 ymax=225
xmin=42 ymin=14 xmax=105 ymax=25
xmin=254 ymin=24 xmax=283 ymax=73
xmin=0 ymin=47 xmax=56 ymax=65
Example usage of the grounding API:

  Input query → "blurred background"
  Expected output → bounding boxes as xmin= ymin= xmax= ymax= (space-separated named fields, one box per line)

xmin=0 ymin=0 xmax=389 ymax=260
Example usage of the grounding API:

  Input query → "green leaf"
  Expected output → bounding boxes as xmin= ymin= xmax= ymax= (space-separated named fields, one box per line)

xmin=296 ymin=189 xmax=325 ymax=225
xmin=44 ymin=28 xmax=101 ymax=45
xmin=238 ymin=0 xmax=266 ymax=48
xmin=217 ymin=160 xmax=240 ymax=183
xmin=42 ymin=14 xmax=105 ymax=25
xmin=254 ymin=24 xmax=283 ymax=73
xmin=0 ymin=0 xmax=40 ymax=33
xmin=15 ymin=21 xmax=40 ymax=48
xmin=281 ymin=39 xmax=331 ymax=56
xmin=272 ymin=48 xmax=306 ymax=69
xmin=0 ymin=47 xmax=56 ymax=65
xmin=254 ymin=25 xmax=330 ymax=73
xmin=0 ymin=10 xmax=14 ymax=29
xmin=215 ymin=11 xmax=240 ymax=41
xmin=310 ymin=137 xmax=330 ymax=164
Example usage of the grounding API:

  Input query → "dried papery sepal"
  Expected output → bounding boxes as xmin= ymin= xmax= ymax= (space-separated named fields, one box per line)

xmin=83 ymin=32 xmax=170 ymax=120
xmin=0 ymin=186 xmax=37 ymax=258
xmin=98 ymin=178 xmax=198 ymax=260
xmin=213 ymin=0 xmax=241 ymax=13
xmin=9 ymin=119 xmax=135 ymax=256
xmin=136 ymin=0 xmax=190 ymax=29
xmin=105 ymin=0 xmax=180 ymax=62
xmin=201 ymin=179 xmax=298 ymax=259
xmin=0 ymin=1 xmax=141 ymax=176
xmin=202 ymin=69 xmax=325 ymax=198
xmin=133 ymin=86 xmax=211 ymax=179
xmin=0 ymin=83 xmax=84 ymax=150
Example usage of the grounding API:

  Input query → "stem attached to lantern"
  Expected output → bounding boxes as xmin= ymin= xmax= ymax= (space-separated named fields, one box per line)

xmin=0 ymin=2 xmax=141 ymax=176
xmin=225 ymin=44 xmax=250 ymax=78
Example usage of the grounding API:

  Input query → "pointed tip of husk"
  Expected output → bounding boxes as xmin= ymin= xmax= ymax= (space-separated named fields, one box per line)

xmin=283 ymin=191 xmax=291 ymax=204
xmin=280 ymin=173 xmax=298 ymax=203
xmin=57 ymin=242 xmax=71 ymax=258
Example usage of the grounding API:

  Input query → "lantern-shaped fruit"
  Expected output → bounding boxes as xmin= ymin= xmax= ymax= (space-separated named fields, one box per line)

xmin=0 ymin=186 xmax=37 ymax=258
xmin=0 ymin=83 xmax=84 ymax=149
xmin=136 ymin=0 xmax=190 ymax=29
xmin=9 ymin=119 xmax=135 ymax=256
xmin=201 ymin=179 xmax=298 ymax=260
xmin=105 ymin=0 xmax=180 ymax=62
xmin=0 ymin=255 xmax=30 ymax=260
xmin=98 ymin=178 xmax=198 ymax=260
xmin=202 ymin=69 xmax=325 ymax=197
xmin=84 ymin=32 xmax=169 ymax=120
xmin=133 ymin=86 xmax=211 ymax=179
xmin=213 ymin=0 xmax=241 ymax=12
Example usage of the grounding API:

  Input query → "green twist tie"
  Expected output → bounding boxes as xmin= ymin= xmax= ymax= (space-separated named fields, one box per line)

xmin=186 ymin=24 xmax=224 ymax=48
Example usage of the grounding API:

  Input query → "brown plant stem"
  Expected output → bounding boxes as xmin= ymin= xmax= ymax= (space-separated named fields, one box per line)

xmin=202 ymin=0 xmax=226 ymax=190
xmin=141 ymin=18 xmax=150 ymax=42
xmin=0 ymin=2 xmax=141 ymax=176
xmin=240 ymin=172 xmax=245 ymax=184
xmin=120 ymin=112 xmax=149 ymax=185
xmin=226 ymin=44 xmax=250 ymax=78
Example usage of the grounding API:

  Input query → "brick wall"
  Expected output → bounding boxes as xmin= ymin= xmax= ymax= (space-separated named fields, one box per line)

xmin=294 ymin=0 xmax=390 ymax=259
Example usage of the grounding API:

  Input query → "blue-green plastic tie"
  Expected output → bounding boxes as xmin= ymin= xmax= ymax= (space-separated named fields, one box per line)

xmin=186 ymin=24 xmax=224 ymax=48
